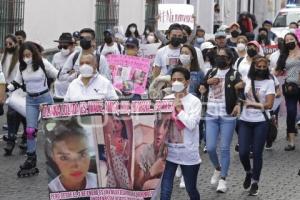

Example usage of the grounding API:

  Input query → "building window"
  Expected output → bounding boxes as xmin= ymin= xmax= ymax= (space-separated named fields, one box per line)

xmin=95 ymin=0 xmax=119 ymax=45
xmin=0 ymin=0 xmax=24 ymax=51
xmin=145 ymin=0 xmax=159 ymax=28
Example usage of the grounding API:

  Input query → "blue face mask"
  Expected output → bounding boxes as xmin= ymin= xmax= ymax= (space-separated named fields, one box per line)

xmin=196 ymin=37 xmax=204 ymax=44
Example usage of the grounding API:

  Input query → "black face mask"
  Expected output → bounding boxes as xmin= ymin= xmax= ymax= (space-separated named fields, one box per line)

xmin=231 ymin=30 xmax=239 ymax=38
xmin=170 ymin=37 xmax=182 ymax=48
xmin=182 ymin=36 xmax=188 ymax=44
xmin=6 ymin=47 xmax=16 ymax=54
xmin=259 ymin=34 xmax=267 ymax=40
xmin=247 ymin=48 xmax=257 ymax=57
xmin=80 ymin=38 xmax=92 ymax=50
xmin=104 ymin=36 xmax=113 ymax=44
xmin=255 ymin=69 xmax=269 ymax=79
xmin=285 ymin=42 xmax=296 ymax=50
xmin=215 ymin=56 xmax=228 ymax=69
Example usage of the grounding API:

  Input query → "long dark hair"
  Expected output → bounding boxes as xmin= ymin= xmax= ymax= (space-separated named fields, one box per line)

xmin=179 ymin=44 xmax=200 ymax=72
xmin=276 ymin=33 xmax=300 ymax=71
xmin=125 ymin=23 xmax=140 ymax=39
xmin=248 ymin=56 xmax=270 ymax=80
xmin=19 ymin=41 xmax=43 ymax=72
xmin=143 ymin=24 xmax=154 ymax=37
xmin=1 ymin=34 xmax=19 ymax=76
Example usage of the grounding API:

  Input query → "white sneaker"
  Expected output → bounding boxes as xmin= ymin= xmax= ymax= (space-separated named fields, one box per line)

xmin=176 ymin=167 xmax=182 ymax=177
xmin=179 ymin=176 xmax=185 ymax=188
xmin=216 ymin=179 xmax=227 ymax=193
xmin=210 ymin=170 xmax=221 ymax=185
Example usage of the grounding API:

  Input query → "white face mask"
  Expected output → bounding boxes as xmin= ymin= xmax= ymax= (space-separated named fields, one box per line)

xmin=179 ymin=54 xmax=191 ymax=66
xmin=24 ymin=57 xmax=32 ymax=65
xmin=130 ymin=27 xmax=136 ymax=33
xmin=147 ymin=35 xmax=155 ymax=43
xmin=61 ymin=48 xmax=70 ymax=56
xmin=79 ymin=64 xmax=94 ymax=78
xmin=237 ymin=43 xmax=246 ymax=51
xmin=172 ymin=81 xmax=185 ymax=93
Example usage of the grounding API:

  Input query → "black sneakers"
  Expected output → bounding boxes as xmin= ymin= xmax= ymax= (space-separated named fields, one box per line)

xmin=284 ymin=145 xmax=295 ymax=151
xmin=243 ymin=173 xmax=252 ymax=189
xmin=249 ymin=183 xmax=259 ymax=196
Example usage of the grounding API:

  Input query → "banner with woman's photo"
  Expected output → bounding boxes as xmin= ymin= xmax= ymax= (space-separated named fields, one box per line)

xmin=107 ymin=55 xmax=151 ymax=95
xmin=42 ymin=100 xmax=174 ymax=200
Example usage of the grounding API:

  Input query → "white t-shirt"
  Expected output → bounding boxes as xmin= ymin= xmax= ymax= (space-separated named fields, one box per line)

xmin=64 ymin=74 xmax=118 ymax=102
xmin=207 ymin=68 xmax=229 ymax=116
xmin=14 ymin=58 xmax=58 ymax=93
xmin=233 ymin=57 xmax=251 ymax=82
xmin=240 ymin=78 xmax=276 ymax=122
xmin=164 ymin=93 xmax=202 ymax=165
xmin=269 ymin=50 xmax=280 ymax=71
xmin=153 ymin=45 xmax=180 ymax=75
xmin=52 ymin=51 xmax=72 ymax=98
xmin=98 ymin=42 xmax=124 ymax=56
xmin=1 ymin=53 xmax=19 ymax=83
xmin=48 ymin=172 xmax=97 ymax=192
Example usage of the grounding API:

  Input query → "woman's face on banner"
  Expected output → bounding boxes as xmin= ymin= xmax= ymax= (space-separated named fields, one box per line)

xmin=154 ymin=114 xmax=171 ymax=150
xmin=113 ymin=119 xmax=124 ymax=136
xmin=111 ymin=136 xmax=125 ymax=155
xmin=52 ymin=136 xmax=90 ymax=186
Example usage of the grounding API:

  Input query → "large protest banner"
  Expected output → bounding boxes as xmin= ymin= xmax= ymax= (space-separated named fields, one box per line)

xmin=42 ymin=100 xmax=174 ymax=200
xmin=107 ymin=55 xmax=151 ymax=95
xmin=158 ymin=4 xmax=194 ymax=30
xmin=262 ymin=44 xmax=278 ymax=56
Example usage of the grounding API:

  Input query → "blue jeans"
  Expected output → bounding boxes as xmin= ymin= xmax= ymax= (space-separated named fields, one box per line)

xmin=26 ymin=92 xmax=53 ymax=153
xmin=205 ymin=115 xmax=236 ymax=178
xmin=161 ymin=161 xmax=200 ymax=200
xmin=238 ymin=120 xmax=268 ymax=182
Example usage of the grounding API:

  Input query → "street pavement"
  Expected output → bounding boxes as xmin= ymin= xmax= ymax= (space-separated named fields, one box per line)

xmin=0 ymin=115 xmax=299 ymax=200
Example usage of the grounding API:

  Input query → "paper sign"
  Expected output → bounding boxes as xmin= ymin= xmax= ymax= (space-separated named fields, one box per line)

xmin=158 ymin=4 xmax=194 ymax=30
xmin=295 ymin=28 xmax=300 ymax=42
xmin=262 ymin=44 xmax=278 ymax=55
xmin=107 ymin=55 xmax=151 ymax=95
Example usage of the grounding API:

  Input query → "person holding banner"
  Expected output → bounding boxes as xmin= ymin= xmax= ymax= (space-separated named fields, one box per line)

xmin=47 ymin=118 xmax=98 ymax=192
xmin=1 ymin=34 xmax=27 ymax=156
xmin=64 ymin=53 xmax=118 ymax=102
xmin=7 ymin=41 xmax=59 ymax=177
xmin=160 ymin=67 xmax=202 ymax=200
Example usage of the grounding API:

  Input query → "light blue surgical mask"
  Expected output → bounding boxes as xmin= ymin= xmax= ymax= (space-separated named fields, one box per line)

xmin=196 ymin=37 xmax=205 ymax=44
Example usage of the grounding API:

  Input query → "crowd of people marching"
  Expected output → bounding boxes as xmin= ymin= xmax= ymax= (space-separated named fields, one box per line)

xmin=0 ymin=9 xmax=300 ymax=199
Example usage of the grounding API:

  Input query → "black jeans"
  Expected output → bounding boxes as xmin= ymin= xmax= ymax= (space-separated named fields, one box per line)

xmin=7 ymin=106 xmax=26 ymax=139
xmin=285 ymin=93 xmax=300 ymax=133
xmin=161 ymin=161 xmax=200 ymax=200
xmin=238 ymin=120 xmax=268 ymax=182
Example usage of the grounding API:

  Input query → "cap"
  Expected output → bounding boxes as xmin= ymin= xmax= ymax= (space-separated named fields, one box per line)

xmin=200 ymin=42 xmax=216 ymax=51
xmin=247 ymin=40 xmax=260 ymax=49
xmin=104 ymin=29 xmax=113 ymax=36
xmin=218 ymin=25 xmax=229 ymax=32
xmin=229 ymin=22 xmax=240 ymax=29
xmin=54 ymin=33 xmax=74 ymax=43
xmin=263 ymin=20 xmax=272 ymax=25
xmin=215 ymin=31 xmax=227 ymax=38
xmin=73 ymin=31 xmax=80 ymax=40
xmin=125 ymin=37 xmax=139 ymax=48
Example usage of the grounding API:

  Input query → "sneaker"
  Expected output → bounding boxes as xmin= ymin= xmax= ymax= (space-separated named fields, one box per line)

xmin=234 ymin=144 xmax=239 ymax=152
xmin=243 ymin=173 xmax=252 ymax=189
xmin=296 ymin=120 xmax=300 ymax=128
xmin=249 ymin=152 xmax=253 ymax=159
xmin=179 ymin=176 xmax=185 ymax=188
xmin=210 ymin=170 xmax=221 ymax=185
xmin=203 ymin=146 xmax=207 ymax=153
xmin=249 ymin=183 xmax=259 ymax=196
xmin=265 ymin=143 xmax=272 ymax=150
xmin=216 ymin=179 xmax=227 ymax=193
xmin=284 ymin=145 xmax=295 ymax=151
xmin=175 ymin=167 xmax=182 ymax=178
xmin=2 ymin=124 xmax=8 ymax=131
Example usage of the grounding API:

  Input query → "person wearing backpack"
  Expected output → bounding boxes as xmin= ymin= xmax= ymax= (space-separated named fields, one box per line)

xmin=59 ymin=28 xmax=112 ymax=86
xmin=7 ymin=41 xmax=58 ymax=177
xmin=98 ymin=29 xmax=124 ymax=57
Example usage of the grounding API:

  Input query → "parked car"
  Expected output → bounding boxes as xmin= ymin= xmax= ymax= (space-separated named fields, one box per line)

xmin=272 ymin=7 xmax=300 ymax=38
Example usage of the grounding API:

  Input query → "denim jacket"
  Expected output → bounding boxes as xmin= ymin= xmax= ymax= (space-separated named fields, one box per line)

xmin=189 ymin=71 xmax=204 ymax=98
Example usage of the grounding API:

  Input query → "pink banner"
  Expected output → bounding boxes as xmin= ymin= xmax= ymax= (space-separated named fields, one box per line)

xmin=107 ymin=55 xmax=151 ymax=95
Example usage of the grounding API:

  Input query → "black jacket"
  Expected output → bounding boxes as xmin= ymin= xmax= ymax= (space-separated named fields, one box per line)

xmin=201 ymin=67 xmax=242 ymax=115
